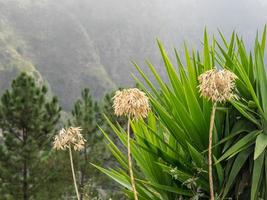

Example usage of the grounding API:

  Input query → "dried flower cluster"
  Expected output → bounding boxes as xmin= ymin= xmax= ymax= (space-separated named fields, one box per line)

xmin=198 ymin=69 xmax=238 ymax=103
xmin=53 ymin=127 xmax=86 ymax=151
xmin=113 ymin=88 xmax=150 ymax=119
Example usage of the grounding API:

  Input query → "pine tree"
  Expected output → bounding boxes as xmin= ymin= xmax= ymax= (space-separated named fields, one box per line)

xmin=70 ymin=88 xmax=103 ymax=199
xmin=0 ymin=72 xmax=61 ymax=200
xmin=70 ymin=89 xmax=128 ymax=199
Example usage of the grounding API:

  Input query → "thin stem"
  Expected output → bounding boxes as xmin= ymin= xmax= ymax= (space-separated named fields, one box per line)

xmin=127 ymin=116 xmax=138 ymax=200
xmin=208 ymin=103 xmax=217 ymax=200
xmin=69 ymin=146 xmax=80 ymax=200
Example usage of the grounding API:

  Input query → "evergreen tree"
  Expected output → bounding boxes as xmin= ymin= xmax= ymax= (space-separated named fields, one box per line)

xmin=69 ymin=88 xmax=129 ymax=199
xmin=0 ymin=72 xmax=61 ymax=200
xmin=70 ymin=88 xmax=103 ymax=199
xmin=71 ymin=88 xmax=128 ymax=199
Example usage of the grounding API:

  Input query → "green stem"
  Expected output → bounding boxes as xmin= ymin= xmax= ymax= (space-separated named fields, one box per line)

xmin=208 ymin=103 xmax=217 ymax=200
xmin=69 ymin=146 xmax=80 ymax=200
xmin=127 ymin=116 xmax=138 ymax=200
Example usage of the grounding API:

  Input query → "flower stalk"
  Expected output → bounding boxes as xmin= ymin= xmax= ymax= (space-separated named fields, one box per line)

xmin=113 ymin=88 xmax=150 ymax=200
xmin=198 ymin=68 xmax=237 ymax=200
xmin=69 ymin=146 xmax=80 ymax=200
xmin=127 ymin=115 xmax=138 ymax=200
xmin=53 ymin=127 xmax=86 ymax=200
xmin=208 ymin=103 xmax=216 ymax=200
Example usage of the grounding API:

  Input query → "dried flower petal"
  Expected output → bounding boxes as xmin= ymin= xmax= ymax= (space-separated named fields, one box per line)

xmin=198 ymin=69 xmax=237 ymax=103
xmin=53 ymin=127 xmax=86 ymax=151
xmin=113 ymin=88 xmax=150 ymax=119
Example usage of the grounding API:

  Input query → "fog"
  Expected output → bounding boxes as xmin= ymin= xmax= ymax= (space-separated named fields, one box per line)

xmin=64 ymin=0 xmax=267 ymax=46
xmin=0 ymin=0 xmax=266 ymax=109
xmin=56 ymin=0 xmax=267 ymax=70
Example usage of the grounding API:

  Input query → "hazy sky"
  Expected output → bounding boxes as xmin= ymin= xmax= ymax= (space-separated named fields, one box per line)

xmin=47 ymin=0 xmax=267 ymax=84
xmin=72 ymin=0 xmax=267 ymax=50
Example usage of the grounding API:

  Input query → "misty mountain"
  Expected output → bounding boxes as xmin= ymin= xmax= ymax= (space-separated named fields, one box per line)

xmin=0 ymin=0 xmax=266 ymax=109
xmin=0 ymin=0 xmax=115 ymax=109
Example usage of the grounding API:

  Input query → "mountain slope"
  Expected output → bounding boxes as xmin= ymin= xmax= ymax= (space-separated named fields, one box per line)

xmin=0 ymin=17 xmax=43 ymax=93
xmin=0 ymin=0 xmax=116 ymax=110
xmin=0 ymin=0 xmax=266 ymax=109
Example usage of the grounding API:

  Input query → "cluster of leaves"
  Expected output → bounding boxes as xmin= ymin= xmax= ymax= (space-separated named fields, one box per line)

xmin=96 ymin=27 xmax=267 ymax=199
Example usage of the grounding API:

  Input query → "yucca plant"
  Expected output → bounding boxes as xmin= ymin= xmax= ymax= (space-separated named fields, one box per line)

xmin=95 ymin=27 xmax=267 ymax=199
xmin=214 ymin=27 xmax=267 ymax=199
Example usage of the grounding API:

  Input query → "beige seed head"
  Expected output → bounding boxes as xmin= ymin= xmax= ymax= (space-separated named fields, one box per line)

xmin=113 ymin=88 xmax=150 ymax=119
xmin=53 ymin=127 xmax=86 ymax=151
xmin=198 ymin=69 xmax=238 ymax=103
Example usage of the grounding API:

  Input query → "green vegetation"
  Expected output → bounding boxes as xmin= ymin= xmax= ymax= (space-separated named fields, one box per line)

xmin=68 ymin=88 xmax=126 ymax=199
xmin=0 ymin=73 xmax=126 ymax=199
xmin=69 ymin=88 xmax=101 ymax=199
xmin=0 ymin=73 xmax=61 ymax=199
xmin=96 ymin=28 xmax=267 ymax=199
